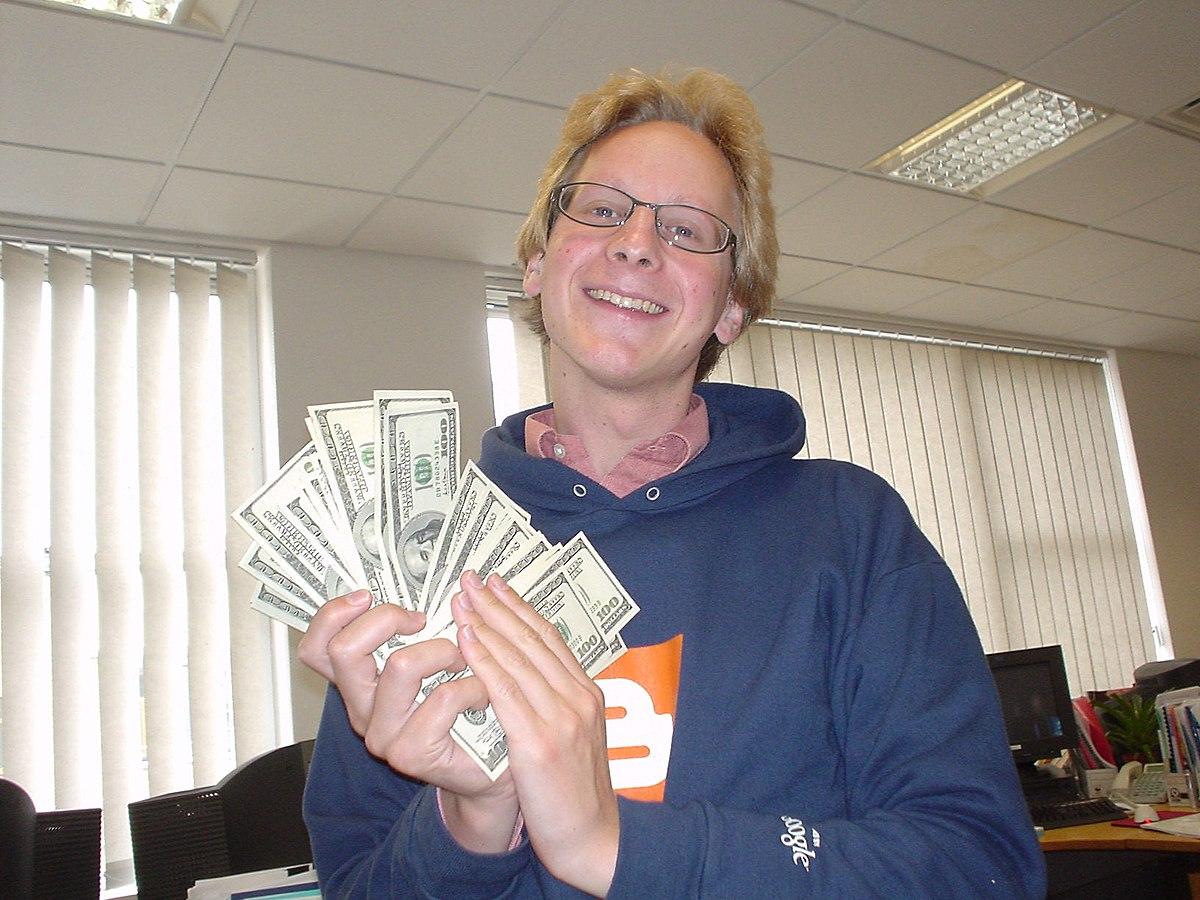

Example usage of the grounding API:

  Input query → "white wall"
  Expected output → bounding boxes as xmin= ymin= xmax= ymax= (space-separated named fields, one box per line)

xmin=1114 ymin=348 xmax=1200 ymax=661
xmin=264 ymin=244 xmax=495 ymax=736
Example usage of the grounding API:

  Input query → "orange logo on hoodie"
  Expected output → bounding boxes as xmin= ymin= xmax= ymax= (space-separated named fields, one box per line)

xmin=597 ymin=634 xmax=682 ymax=802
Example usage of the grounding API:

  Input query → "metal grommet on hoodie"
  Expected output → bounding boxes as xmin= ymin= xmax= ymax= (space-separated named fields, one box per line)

xmin=645 ymin=486 xmax=661 ymax=501
xmin=573 ymin=484 xmax=587 ymax=498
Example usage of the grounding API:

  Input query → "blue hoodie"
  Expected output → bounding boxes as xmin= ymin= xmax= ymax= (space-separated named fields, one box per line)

xmin=303 ymin=381 xmax=1046 ymax=898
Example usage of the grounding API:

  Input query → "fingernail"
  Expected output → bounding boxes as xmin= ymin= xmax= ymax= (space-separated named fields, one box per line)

xmin=464 ymin=569 xmax=483 ymax=588
xmin=347 ymin=590 xmax=370 ymax=606
xmin=459 ymin=623 xmax=477 ymax=643
xmin=454 ymin=590 xmax=474 ymax=612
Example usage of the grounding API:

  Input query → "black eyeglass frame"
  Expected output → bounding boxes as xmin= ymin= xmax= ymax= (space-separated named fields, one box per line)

xmin=550 ymin=181 xmax=738 ymax=257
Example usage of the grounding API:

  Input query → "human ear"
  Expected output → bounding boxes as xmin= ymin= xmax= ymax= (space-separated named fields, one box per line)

xmin=714 ymin=294 xmax=746 ymax=345
xmin=523 ymin=252 xmax=544 ymax=298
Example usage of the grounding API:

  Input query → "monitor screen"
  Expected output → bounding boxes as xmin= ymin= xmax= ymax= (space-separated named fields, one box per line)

xmin=986 ymin=644 xmax=1078 ymax=767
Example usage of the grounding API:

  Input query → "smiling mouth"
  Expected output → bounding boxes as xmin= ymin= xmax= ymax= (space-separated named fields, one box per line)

xmin=587 ymin=288 xmax=665 ymax=315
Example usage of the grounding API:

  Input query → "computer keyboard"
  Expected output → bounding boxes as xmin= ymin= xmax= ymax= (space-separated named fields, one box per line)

xmin=1028 ymin=796 xmax=1126 ymax=829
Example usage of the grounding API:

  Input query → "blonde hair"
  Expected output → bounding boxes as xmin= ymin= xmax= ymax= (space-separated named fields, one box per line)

xmin=516 ymin=67 xmax=778 ymax=382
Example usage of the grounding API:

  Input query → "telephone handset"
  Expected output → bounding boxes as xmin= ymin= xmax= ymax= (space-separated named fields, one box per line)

xmin=1111 ymin=761 xmax=1168 ymax=804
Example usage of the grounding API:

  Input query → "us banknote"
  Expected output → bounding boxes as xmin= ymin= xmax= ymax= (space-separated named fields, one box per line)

xmin=376 ymin=391 xmax=459 ymax=608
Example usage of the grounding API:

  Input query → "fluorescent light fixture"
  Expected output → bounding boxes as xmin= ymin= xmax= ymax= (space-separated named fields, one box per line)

xmin=868 ymin=80 xmax=1112 ymax=194
xmin=42 ymin=0 xmax=185 ymax=24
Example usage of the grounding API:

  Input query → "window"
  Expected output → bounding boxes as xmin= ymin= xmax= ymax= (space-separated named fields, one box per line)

xmin=0 ymin=239 xmax=283 ymax=885
xmin=485 ymin=304 xmax=1162 ymax=697
xmin=486 ymin=286 xmax=547 ymax=424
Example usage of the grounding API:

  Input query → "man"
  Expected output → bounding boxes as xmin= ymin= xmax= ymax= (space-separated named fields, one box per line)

xmin=299 ymin=67 xmax=1046 ymax=898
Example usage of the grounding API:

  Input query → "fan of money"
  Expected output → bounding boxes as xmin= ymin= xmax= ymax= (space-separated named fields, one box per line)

xmin=232 ymin=390 xmax=639 ymax=777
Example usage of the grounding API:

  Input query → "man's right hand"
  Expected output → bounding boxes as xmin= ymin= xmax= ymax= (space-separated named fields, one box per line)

xmin=297 ymin=591 xmax=520 ymax=852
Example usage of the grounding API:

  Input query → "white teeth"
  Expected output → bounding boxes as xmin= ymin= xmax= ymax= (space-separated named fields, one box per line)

xmin=587 ymin=289 xmax=664 ymax=314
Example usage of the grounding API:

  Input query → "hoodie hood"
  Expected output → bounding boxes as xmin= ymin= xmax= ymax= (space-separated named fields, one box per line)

xmin=479 ymin=382 xmax=807 ymax=521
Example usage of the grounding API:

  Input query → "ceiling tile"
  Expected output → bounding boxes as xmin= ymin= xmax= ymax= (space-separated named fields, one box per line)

xmin=774 ymin=255 xmax=847 ymax=302
xmin=868 ymin=205 xmax=1082 ymax=281
xmin=178 ymin=47 xmax=477 ymax=192
xmin=776 ymin=173 xmax=972 ymax=264
xmin=751 ymin=22 xmax=1003 ymax=169
xmin=1103 ymin=182 xmax=1200 ymax=250
xmin=1067 ymin=311 xmax=1200 ymax=354
xmin=399 ymin=97 xmax=563 ymax=215
xmin=987 ymin=299 xmax=1123 ymax=340
xmin=992 ymin=124 xmax=1200 ymax=226
xmin=0 ymin=145 xmax=163 ymax=225
xmin=0 ymin=2 xmax=224 ymax=159
xmin=147 ymin=168 xmax=380 ymax=246
xmin=976 ymin=229 xmax=1171 ymax=296
xmin=1022 ymin=0 xmax=1200 ymax=116
xmin=788 ymin=266 xmax=951 ymax=315
xmin=851 ymin=0 xmax=1135 ymax=72
xmin=799 ymin=0 xmax=862 ymax=14
xmin=1153 ymin=289 xmax=1200 ymax=322
xmin=493 ymin=0 xmax=835 ymax=109
xmin=347 ymin=197 xmax=527 ymax=268
xmin=771 ymin=157 xmax=843 ymax=216
xmin=894 ymin=284 xmax=1045 ymax=328
xmin=238 ymin=0 xmax=563 ymax=89
xmin=1065 ymin=248 xmax=1200 ymax=312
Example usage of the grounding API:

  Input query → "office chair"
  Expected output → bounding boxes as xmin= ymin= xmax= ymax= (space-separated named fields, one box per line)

xmin=129 ymin=739 xmax=315 ymax=900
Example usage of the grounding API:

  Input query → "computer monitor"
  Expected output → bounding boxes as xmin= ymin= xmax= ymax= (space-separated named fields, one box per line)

xmin=986 ymin=644 xmax=1079 ymax=771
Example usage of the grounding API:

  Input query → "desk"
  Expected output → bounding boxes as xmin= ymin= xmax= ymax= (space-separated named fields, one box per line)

xmin=1041 ymin=810 xmax=1200 ymax=899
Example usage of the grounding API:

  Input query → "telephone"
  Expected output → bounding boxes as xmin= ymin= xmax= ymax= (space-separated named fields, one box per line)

xmin=1111 ymin=761 xmax=1168 ymax=805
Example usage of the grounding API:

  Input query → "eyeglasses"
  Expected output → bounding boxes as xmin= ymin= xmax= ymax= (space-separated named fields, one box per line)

xmin=551 ymin=182 xmax=737 ymax=256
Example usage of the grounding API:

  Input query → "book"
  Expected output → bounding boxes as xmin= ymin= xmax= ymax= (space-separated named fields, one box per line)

xmin=1155 ymin=688 xmax=1200 ymax=774
xmin=1072 ymin=696 xmax=1116 ymax=768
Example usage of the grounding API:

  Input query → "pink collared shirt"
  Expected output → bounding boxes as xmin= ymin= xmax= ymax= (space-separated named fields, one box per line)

xmin=524 ymin=394 xmax=711 ymax=496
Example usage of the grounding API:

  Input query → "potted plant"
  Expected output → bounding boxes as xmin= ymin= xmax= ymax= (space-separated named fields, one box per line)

xmin=1098 ymin=692 xmax=1161 ymax=765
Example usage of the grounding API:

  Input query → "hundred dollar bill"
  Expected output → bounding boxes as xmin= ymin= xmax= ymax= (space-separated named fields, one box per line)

xmin=232 ymin=442 xmax=356 ymax=605
xmin=418 ymin=461 xmax=528 ymax=615
xmin=298 ymin=427 xmax=359 ymax=579
xmin=440 ymin=535 xmax=638 ymax=779
xmin=250 ymin=583 xmax=313 ymax=632
xmin=422 ymin=513 xmax=554 ymax=638
xmin=376 ymin=392 xmax=459 ymax=609
xmin=423 ymin=492 xmax=526 ymax=625
xmin=509 ymin=532 xmax=640 ymax=640
xmin=309 ymin=401 xmax=402 ymax=608
xmin=239 ymin=544 xmax=321 ymax=616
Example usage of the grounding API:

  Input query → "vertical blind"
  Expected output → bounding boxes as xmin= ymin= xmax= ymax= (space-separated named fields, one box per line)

xmin=494 ymin=299 xmax=1156 ymax=697
xmin=0 ymin=241 xmax=279 ymax=871
xmin=707 ymin=318 xmax=1155 ymax=696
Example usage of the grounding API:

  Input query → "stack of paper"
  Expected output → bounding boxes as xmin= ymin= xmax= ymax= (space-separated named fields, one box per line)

xmin=1141 ymin=811 xmax=1200 ymax=838
xmin=188 ymin=865 xmax=318 ymax=899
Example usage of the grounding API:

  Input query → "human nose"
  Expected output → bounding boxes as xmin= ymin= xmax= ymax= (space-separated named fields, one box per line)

xmin=607 ymin=204 xmax=662 ymax=267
